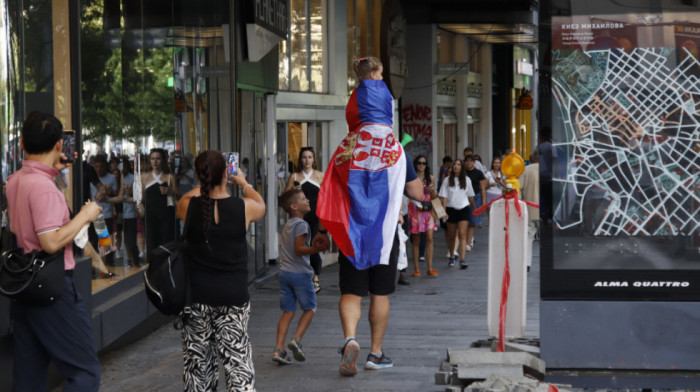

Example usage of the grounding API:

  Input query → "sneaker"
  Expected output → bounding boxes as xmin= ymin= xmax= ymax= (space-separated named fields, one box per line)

xmin=427 ymin=269 xmax=438 ymax=277
xmin=272 ymin=349 xmax=292 ymax=365
xmin=397 ymin=273 xmax=410 ymax=285
xmin=419 ymin=256 xmax=426 ymax=262
xmin=365 ymin=352 xmax=393 ymax=370
xmin=466 ymin=245 xmax=472 ymax=252
xmin=460 ymin=259 xmax=468 ymax=270
xmin=453 ymin=250 xmax=459 ymax=257
xmin=448 ymin=258 xmax=455 ymax=267
xmin=287 ymin=337 xmax=306 ymax=362
xmin=338 ymin=338 xmax=360 ymax=376
xmin=411 ymin=270 xmax=421 ymax=277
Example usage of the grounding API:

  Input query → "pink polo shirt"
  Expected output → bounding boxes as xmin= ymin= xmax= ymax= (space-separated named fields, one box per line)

xmin=6 ymin=159 xmax=75 ymax=270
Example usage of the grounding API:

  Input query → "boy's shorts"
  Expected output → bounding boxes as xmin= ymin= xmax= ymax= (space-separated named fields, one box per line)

xmin=467 ymin=193 xmax=482 ymax=226
xmin=338 ymin=233 xmax=399 ymax=297
xmin=279 ymin=271 xmax=317 ymax=312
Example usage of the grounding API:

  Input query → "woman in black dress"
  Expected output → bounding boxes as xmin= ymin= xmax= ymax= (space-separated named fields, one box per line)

xmin=140 ymin=148 xmax=178 ymax=260
xmin=284 ymin=146 xmax=324 ymax=292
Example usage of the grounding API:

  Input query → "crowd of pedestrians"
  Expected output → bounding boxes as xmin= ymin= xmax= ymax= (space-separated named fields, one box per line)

xmin=4 ymin=56 xmax=540 ymax=392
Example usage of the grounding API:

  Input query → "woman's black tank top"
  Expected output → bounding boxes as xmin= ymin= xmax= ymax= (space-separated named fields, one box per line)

xmin=185 ymin=196 xmax=249 ymax=307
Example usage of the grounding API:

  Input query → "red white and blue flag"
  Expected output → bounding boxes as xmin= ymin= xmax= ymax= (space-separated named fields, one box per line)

xmin=317 ymin=80 xmax=406 ymax=270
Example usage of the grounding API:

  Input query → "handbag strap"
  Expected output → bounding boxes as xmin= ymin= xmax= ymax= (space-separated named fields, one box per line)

xmin=0 ymin=250 xmax=41 ymax=296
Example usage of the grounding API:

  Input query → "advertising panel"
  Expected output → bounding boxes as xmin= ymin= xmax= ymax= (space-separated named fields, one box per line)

xmin=544 ymin=14 xmax=700 ymax=300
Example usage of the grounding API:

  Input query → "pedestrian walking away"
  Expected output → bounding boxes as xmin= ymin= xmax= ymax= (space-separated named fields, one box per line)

xmin=272 ymin=189 xmax=329 ymax=365
xmin=176 ymin=150 xmax=266 ymax=392
xmin=6 ymin=111 xmax=103 ymax=391
xmin=315 ymin=56 xmax=424 ymax=377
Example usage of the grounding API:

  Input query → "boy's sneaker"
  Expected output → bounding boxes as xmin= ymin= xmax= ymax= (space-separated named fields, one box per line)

xmin=365 ymin=352 xmax=393 ymax=370
xmin=448 ymin=257 xmax=455 ymax=267
xmin=287 ymin=337 xmax=306 ymax=362
xmin=272 ymin=349 xmax=292 ymax=365
xmin=338 ymin=338 xmax=360 ymax=376
xmin=460 ymin=259 xmax=468 ymax=269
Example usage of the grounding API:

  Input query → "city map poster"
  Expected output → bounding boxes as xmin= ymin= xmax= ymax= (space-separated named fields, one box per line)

xmin=550 ymin=15 xmax=700 ymax=270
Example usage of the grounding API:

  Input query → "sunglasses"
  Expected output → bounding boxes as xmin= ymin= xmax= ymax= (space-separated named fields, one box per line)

xmin=416 ymin=161 xmax=427 ymax=165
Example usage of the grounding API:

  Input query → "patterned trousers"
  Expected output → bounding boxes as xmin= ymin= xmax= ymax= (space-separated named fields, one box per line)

xmin=182 ymin=302 xmax=256 ymax=392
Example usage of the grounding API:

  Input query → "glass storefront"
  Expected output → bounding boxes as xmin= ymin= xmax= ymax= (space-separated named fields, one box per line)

xmin=0 ymin=0 xmax=277 ymax=294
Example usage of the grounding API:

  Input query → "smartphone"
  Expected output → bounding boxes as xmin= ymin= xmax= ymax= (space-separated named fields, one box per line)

xmin=60 ymin=130 xmax=75 ymax=164
xmin=224 ymin=152 xmax=239 ymax=177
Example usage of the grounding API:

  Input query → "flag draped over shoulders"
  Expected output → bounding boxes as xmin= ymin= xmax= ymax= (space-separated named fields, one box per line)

xmin=317 ymin=79 xmax=406 ymax=270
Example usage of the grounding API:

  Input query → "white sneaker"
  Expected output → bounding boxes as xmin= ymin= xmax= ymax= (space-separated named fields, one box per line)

xmin=466 ymin=245 xmax=472 ymax=251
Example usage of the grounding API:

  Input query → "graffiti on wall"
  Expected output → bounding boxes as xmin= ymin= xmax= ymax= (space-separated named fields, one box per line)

xmin=401 ymin=104 xmax=432 ymax=158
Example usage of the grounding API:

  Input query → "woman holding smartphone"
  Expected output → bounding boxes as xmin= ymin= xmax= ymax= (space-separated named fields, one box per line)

xmin=284 ymin=147 xmax=324 ymax=292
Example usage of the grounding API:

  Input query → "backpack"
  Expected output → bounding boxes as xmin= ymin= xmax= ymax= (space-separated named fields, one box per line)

xmin=143 ymin=205 xmax=191 ymax=316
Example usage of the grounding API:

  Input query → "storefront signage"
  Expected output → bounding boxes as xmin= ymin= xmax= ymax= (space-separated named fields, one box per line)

xmin=243 ymin=0 xmax=289 ymax=62
xmin=252 ymin=0 xmax=288 ymax=38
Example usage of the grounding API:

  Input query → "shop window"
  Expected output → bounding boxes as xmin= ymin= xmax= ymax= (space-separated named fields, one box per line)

xmin=347 ymin=0 xmax=382 ymax=93
xmin=279 ymin=0 xmax=327 ymax=93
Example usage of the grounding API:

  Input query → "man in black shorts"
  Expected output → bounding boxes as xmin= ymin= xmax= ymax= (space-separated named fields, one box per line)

xmin=315 ymin=162 xmax=423 ymax=376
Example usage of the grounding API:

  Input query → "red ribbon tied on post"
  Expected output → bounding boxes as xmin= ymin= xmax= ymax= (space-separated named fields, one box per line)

xmin=473 ymin=190 xmax=538 ymax=352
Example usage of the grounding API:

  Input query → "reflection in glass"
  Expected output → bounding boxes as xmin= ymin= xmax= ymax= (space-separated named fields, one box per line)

xmin=291 ymin=0 xmax=309 ymax=91
xmin=309 ymin=0 xmax=325 ymax=92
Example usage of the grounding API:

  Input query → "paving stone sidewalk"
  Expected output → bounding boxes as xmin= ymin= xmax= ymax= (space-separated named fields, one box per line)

xmin=98 ymin=218 xmax=541 ymax=391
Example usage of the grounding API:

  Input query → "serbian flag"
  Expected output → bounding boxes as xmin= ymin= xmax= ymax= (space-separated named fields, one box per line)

xmin=317 ymin=80 xmax=406 ymax=270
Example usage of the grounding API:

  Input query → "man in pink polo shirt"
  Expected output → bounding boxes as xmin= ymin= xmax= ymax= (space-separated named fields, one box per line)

xmin=6 ymin=111 xmax=102 ymax=392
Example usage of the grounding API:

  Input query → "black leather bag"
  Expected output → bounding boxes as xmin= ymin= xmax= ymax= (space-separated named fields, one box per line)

xmin=143 ymin=204 xmax=191 ymax=317
xmin=0 ymin=248 xmax=65 ymax=306
xmin=420 ymin=201 xmax=433 ymax=211
xmin=143 ymin=241 xmax=190 ymax=316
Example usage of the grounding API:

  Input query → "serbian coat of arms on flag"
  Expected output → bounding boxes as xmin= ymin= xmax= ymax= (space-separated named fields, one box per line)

xmin=317 ymin=79 xmax=407 ymax=270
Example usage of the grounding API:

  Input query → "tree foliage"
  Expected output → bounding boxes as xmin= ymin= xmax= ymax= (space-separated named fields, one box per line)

xmin=81 ymin=0 xmax=174 ymax=145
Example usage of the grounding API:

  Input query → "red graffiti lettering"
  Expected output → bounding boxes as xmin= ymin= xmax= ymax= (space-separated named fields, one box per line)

xmin=402 ymin=104 xmax=432 ymax=122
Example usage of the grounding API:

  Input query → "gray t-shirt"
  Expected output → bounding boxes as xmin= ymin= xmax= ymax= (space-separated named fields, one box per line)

xmin=280 ymin=217 xmax=314 ymax=274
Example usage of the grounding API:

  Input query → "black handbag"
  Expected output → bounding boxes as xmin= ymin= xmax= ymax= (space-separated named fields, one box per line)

xmin=0 ymin=248 xmax=65 ymax=306
xmin=143 ymin=201 xmax=192 ymax=319
xmin=420 ymin=201 xmax=433 ymax=211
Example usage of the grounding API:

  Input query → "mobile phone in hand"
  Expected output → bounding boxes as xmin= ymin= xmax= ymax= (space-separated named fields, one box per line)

xmin=225 ymin=152 xmax=239 ymax=177
xmin=60 ymin=130 xmax=75 ymax=164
